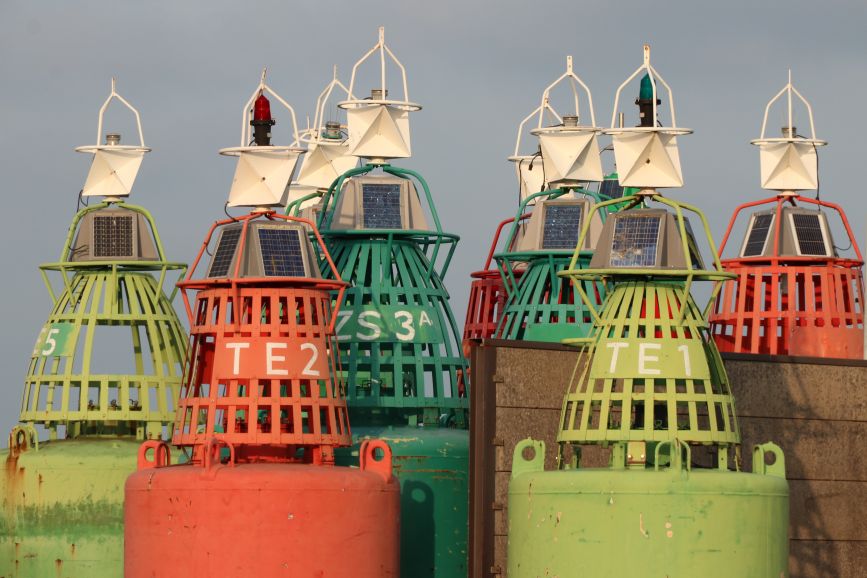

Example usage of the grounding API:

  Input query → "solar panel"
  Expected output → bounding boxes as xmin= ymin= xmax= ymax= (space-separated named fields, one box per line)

xmin=743 ymin=213 xmax=774 ymax=257
xmin=208 ymin=227 xmax=241 ymax=278
xmin=683 ymin=218 xmax=705 ymax=269
xmin=542 ymin=204 xmax=583 ymax=249
xmin=258 ymin=227 xmax=307 ymax=277
xmin=792 ymin=213 xmax=828 ymax=255
xmin=609 ymin=214 xmax=661 ymax=267
xmin=599 ymin=178 xmax=626 ymax=199
xmin=92 ymin=214 xmax=135 ymax=258
xmin=362 ymin=183 xmax=403 ymax=229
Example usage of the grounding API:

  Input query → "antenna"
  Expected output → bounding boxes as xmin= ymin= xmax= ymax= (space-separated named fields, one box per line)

xmin=337 ymin=27 xmax=422 ymax=163
xmin=751 ymin=71 xmax=827 ymax=195
xmin=605 ymin=45 xmax=692 ymax=194
xmin=75 ymin=78 xmax=151 ymax=199
xmin=219 ymin=70 xmax=306 ymax=209
xmin=288 ymin=66 xmax=360 ymax=205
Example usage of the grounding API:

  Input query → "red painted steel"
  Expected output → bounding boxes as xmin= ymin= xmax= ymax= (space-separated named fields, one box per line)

xmin=125 ymin=211 xmax=400 ymax=577
xmin=710 ymin=195 xmax=865 ymax=358
xmin=462 ymin=216 xmax=523 ymax=341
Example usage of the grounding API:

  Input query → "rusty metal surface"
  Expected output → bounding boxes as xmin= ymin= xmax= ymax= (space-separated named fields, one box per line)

xmin=469 ymin=340 xmax=867 ymax=578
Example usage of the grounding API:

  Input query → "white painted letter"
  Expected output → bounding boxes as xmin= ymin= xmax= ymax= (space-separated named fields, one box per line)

xmin=606 ymin=342 xmax=629 ymax=373
xmin=225 ymin=342 xmax=250 ymax=375
xmin=677 ymin=344 xmax=692 ymax=377
xmin=357 ymin=311 xmax=383 ymax=341
xmin=638 ymin=343 xmax=662 ymax=375
xmin=266 ymin=342 xmax=289 ymax=376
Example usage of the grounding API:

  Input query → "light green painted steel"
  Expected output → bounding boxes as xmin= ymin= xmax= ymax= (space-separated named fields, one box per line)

xmin=506 ymin=195 xmax=789 ymax=576
xmin=495 ymin=187 xmax=611 ymax=343
xmin=2 ymin=201 xmax=187 ymax=577
xmin=313 ymin=164 xmax=469 ymax=578
xmin=508 ymin=439 xmax=789 ymax=578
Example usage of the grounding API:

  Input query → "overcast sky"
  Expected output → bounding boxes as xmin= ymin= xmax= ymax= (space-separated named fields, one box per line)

xmin=1 ymin=1 xmax=865 ymax=435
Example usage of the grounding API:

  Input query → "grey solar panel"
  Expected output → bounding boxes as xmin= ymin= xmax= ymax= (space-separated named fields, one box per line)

xmin=208 ymin=227 xmax=241 ymax=278
xmin=609 ymin=214 xmax=661 ymax=267
xmin=542 ymin=204 xmax=583 ymax=249
xmin=92 ymin=214 xmax=135 ymax=258
xmin=792 ymin=213 xmax=828 ymax=255
xmin=743 ymin=214 xmax=774 ymax=257
xmin=258 ymin=227 xmax=307 ymax=277
xmin=362 ymin=183 xmax=403 ymax=229
xmin=599 ymin=178 xmax=626 ymax=199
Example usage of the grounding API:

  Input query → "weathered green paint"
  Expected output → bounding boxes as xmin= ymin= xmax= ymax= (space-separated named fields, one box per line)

xmin=0 ymin=438 xmax=142 ymax=578
xmin=508 ymin=439 xmax=789 ymax=578
xmin=336 ymin=425 xmax=468 ymax=578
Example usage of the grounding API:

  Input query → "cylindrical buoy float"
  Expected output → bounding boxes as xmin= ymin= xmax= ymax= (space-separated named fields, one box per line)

xmin=124 ymin=77 xmax=400 ymax=578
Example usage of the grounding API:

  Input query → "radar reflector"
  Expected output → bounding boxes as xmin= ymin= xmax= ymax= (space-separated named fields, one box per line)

xmin=220 ymin=70 xmax=306 ymax=208
xmin=751 ymin=71 xmax=827 ymax=193
xmin=75 ymin=78 xmax=151 ymax=199
xmin=605 ymin=45 xmax=692 ymax=193
xmin=338 ymin=27 xmax=421 ymax=162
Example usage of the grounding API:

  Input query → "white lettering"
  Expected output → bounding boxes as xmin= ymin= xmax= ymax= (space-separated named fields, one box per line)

xmin=266 ymin=342 xmax=289 ymax=376
xmin=357 ymin=311 xmax=383 ymax=341
xmin=394 ymin=310 xmax=416 ymax=342
xmin=607 ymin=342 xmax=629 ymax=373
xmin=300 ymin=343 xmax=320 ymax=377
xmin=638 ymin=343 xmax=662 ymax=375
xmin=225 ymin=342 xmax=250 ymax=375
xmin=677 ymin=344 xmax=692 ymax=377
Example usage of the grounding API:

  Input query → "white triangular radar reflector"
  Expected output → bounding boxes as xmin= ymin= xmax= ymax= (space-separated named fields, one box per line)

xmin=538 ymin=132 xmax=603 ymax=183
xmin=758 ymin=141 xmax=818 ymax=191
xmin=227 ymin=149 xmax=301 ymax=207
xmin=514 ymin=157 xmax=546 ymax=201
xmin=612 ymin=131 xmax=683 ymax=188
xmin=81 ymin=149 xmax=145 ymax=197
xmin=346 ymin=104 xmax=411 ymax=159
xmin=296 ymin=142 xmax=359 ymax=189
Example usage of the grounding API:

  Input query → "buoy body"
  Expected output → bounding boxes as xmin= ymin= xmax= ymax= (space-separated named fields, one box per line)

xmin=126 ymin=451 xmax=399 ymax=577
xmin=508 ymin=441 xmax=789 ymax=578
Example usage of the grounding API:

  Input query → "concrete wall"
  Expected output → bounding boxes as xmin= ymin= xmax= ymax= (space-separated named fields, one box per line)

xmin=469 ymin=340 xmax=867 ymax=578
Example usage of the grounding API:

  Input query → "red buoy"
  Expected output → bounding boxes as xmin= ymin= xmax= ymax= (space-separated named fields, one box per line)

xmin=710 ymin=194 xmax=864 ymax=358
xmin=124 ymin=211 xmax=400 ymax=577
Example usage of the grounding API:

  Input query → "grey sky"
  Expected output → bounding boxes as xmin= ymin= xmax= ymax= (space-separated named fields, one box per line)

xmin=1 ymin=1 xmax=865 ymax=435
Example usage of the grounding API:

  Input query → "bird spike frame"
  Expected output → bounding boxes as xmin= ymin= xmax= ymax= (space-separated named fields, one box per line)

xmin=22 ymin=201 xmax=187 ymax=441
xmin=169 ymin=211 xmax=351 ymax=465
xmin=557 ymin=194 xmax=739 ymax=468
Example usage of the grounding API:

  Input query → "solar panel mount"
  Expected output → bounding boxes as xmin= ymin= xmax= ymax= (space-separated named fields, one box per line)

xmin=542 ymin=204 xmax=583 ymax=249
xmin=362 ymin=183 xmax=403 ymax=229
xmin=609 ymin=214 xmax=661 ymax=268
xmin=258 ymin=226 xmax=308 ymax=277
xmin=208 ymin=227 xmax=242 ymax=278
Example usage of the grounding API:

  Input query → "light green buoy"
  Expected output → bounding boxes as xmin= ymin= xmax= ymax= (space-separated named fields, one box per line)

xmin=506 ymin=46 xmax=790 ymax=578
xmin=0 ymin=82 xmax=186 ymax=577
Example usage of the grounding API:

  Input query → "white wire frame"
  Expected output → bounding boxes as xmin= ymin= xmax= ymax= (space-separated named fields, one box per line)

xmin=76 ymin=78 xmax=150 ymax=152
xmin=753 ymin=70 xmax=826 ymax=145
xmin=608 ymin=44 xmax=682 ymax=131
xmin=235 ymin=68 xmax=303 ymax=147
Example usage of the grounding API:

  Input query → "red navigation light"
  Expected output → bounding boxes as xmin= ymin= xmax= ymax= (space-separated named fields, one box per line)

xmin=253 ymin=93 xmax=273 ymax=122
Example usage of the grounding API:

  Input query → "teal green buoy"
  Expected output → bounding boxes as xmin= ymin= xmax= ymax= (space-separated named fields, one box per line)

xmin=0 ymin=82 xmax=187 ymax=578
xmin=289 ymin=28 xmax=469 ymax=578
xmin=506 ymin=46 xmax=789 ymax=578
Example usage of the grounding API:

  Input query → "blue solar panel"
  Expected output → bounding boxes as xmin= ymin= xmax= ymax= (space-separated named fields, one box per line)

xmin=792 ymin=213 xmax=828 ymax=255
xmin=610 ymin=214 xmax=661 ymax=267
xmin=208 ymin=227 xmax=241 ymax=277
xmin=362 ymin=183 xmax=402 ymax=229
xmin=258 ymin=227 xmax=307 ymax=277
xmin=599 ymin=178 xmax=626 ymax=199
xmin=743 ymin=213 xmax=773 ymax=257
xmin=542 ymin=204 xmax=583 ymax=249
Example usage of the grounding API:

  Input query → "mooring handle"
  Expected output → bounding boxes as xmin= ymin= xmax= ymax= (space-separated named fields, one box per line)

xmin=137 ymin=440 xmax=171 ymax=470
xmin=359 ymin=439 xmax=394 ymax=483
xmin=511 ymin=438 xmax=546 ymax=478
xmin=753 ymin=442 xmax=786 ymax=479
